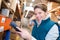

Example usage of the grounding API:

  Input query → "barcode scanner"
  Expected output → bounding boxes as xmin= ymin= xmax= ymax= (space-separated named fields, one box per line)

xmin=10 ymin=21 xmax=21 ymax=32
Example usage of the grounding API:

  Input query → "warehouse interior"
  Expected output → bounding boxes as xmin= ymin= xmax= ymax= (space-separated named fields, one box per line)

xmin=0 ymin=0 xmax=60 ymax=40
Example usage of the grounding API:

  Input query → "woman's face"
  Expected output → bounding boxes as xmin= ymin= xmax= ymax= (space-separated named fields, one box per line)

xmin=34 ymin=8 xmax=46 ymax=21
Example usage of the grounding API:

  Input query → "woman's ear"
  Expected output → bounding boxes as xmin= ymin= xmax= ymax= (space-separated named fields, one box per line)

xmin=45 ymin=11 xmax=48 ymax=16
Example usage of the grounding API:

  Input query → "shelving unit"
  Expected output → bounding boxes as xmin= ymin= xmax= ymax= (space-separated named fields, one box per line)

xmin=0 ymin=0 xmax=24 ymax=40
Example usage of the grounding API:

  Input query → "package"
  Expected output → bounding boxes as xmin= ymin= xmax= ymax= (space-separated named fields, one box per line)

xmin=2 ymin=9 xmax=10 ymax=17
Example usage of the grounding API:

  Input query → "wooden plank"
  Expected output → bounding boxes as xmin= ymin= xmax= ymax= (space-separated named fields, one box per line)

xmin=0 ymin=0 xmax=2 ymax=9
xmin=10 ymin=0 xmax=17 ymax=12
xmin=2 ymin=0 xmax=10 ymax=8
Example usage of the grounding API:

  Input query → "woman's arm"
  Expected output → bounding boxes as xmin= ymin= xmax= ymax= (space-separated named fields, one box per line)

xmin=45 ymin=24 xmax=59 ymax=40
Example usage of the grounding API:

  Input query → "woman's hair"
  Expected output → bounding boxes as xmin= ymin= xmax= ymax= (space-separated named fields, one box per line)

xmin=34 ymin=4 xmax=47 ymax=12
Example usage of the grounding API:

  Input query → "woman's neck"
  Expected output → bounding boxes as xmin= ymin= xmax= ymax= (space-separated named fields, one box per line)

xmin=36 ymin=19 xmax=42 ymax=25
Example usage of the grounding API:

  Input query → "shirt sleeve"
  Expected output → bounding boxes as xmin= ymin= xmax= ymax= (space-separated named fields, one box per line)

xmin=32 ymin=36 xmax=37 ymax=40
xmin=45 ymin=24 xmax=59 ymax=40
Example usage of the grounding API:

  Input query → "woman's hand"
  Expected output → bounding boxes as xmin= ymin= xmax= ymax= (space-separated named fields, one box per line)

xmin=16 ymin=27 xmax=32 ymax=40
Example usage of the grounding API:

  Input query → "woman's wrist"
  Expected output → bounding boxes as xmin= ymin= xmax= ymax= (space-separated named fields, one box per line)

xmin=26 ymin=35 xmax=32 ymax=40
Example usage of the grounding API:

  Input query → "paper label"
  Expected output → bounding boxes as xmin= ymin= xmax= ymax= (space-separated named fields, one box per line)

xmin=0 ymin=26 xmax=4 ymax=32
xmin=1 ymin=18 xmax=6 ymax=23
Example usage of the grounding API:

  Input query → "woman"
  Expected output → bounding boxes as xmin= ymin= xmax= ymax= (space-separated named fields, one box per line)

xmin=16 ymin=4 xmax=59 ymax=40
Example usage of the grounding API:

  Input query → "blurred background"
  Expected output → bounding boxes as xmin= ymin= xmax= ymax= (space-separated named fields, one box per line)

xmin=0 ymin=0 xmax=60 ymax=40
